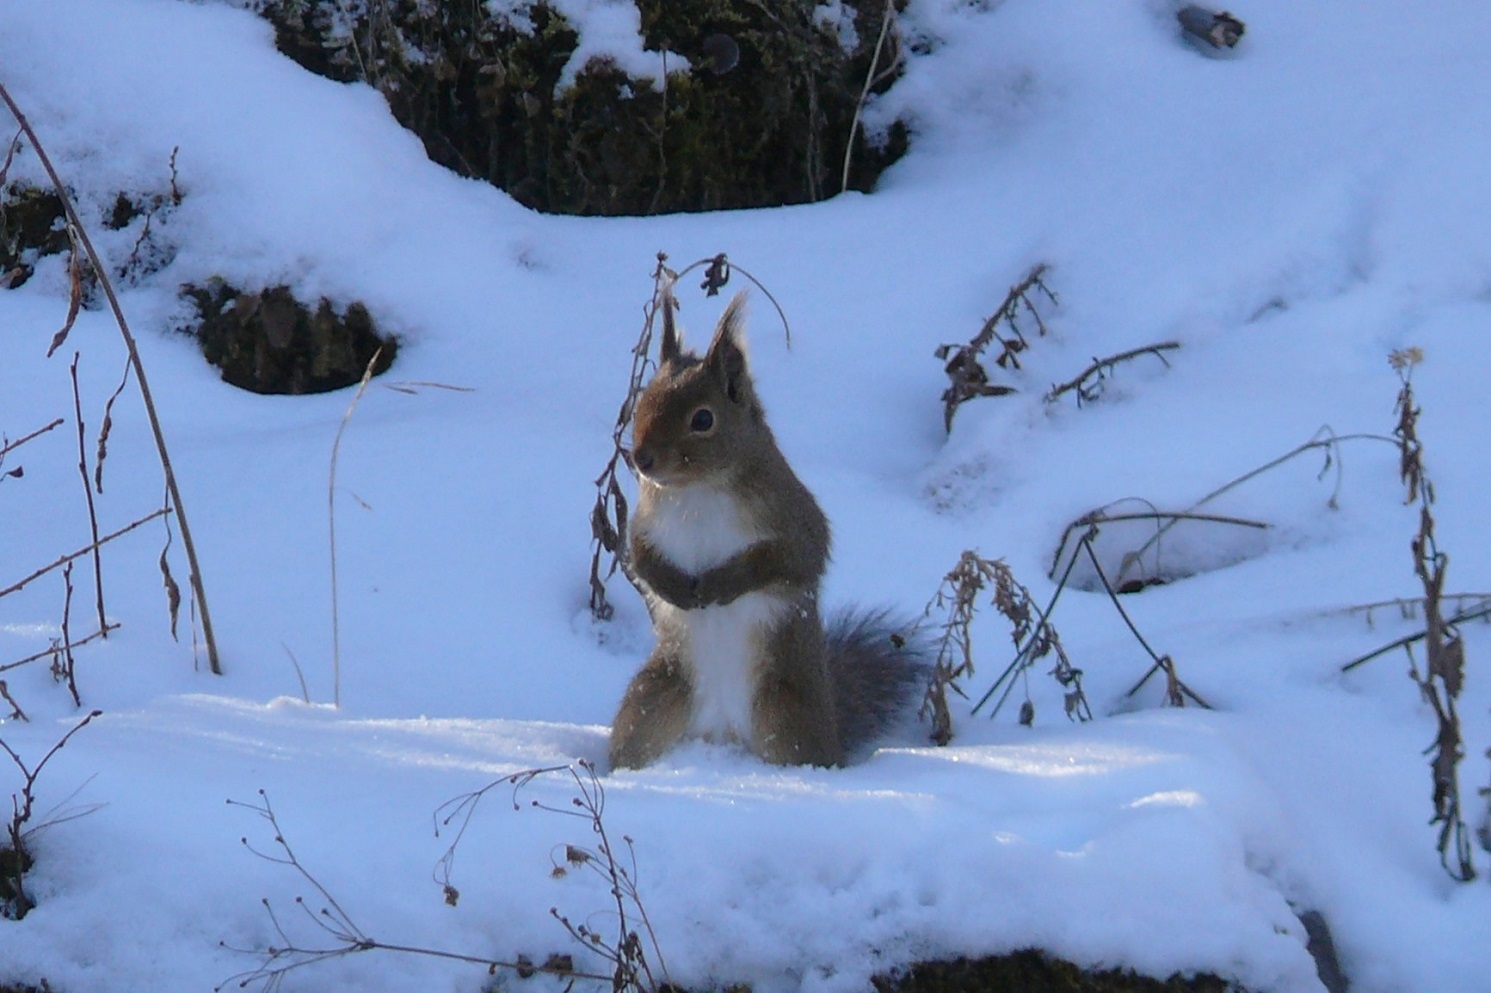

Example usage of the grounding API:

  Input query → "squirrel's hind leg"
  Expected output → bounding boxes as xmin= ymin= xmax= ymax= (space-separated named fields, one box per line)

xmin=609 ymin=651 xmax=694 ymax=770
xmin=751 ymin=623 xmax=843 ymax=768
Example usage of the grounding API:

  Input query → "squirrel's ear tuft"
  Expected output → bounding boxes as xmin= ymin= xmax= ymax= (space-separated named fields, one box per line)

xmin=658 ymin=286 xmax=683 ymax=364
xmin=705 ymin=292 xmax=751 ymax=402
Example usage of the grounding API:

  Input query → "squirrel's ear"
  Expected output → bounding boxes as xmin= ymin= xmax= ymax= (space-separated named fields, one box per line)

xmin=705 ymin=292 xmax=751 ymax=402
xmin=658 ymin=286 xmax=683 ymax=364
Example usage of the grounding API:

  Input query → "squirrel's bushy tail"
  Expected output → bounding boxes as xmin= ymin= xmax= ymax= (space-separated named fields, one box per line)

xmin=825 ymin=607 xmax=931 ymax=760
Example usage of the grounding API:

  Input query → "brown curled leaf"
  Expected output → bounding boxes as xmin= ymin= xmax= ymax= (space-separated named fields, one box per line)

xmin=47 ymin=245 xmax=84 ymax=358
xmin=160 ymin=547 xmax=182 ymax=640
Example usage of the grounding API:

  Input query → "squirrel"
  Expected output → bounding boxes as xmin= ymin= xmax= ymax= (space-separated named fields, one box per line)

xmin=608 ymin=289 xmax=927 ymax=770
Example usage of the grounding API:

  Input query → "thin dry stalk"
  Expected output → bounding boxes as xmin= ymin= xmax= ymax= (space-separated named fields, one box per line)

xmin=530 ymin=762 xmax=671 ymax=992
xmin=840 ymin=0 xmax=901 ymax=194
xmin=1 ymin=418 xmax=65 ymax=463
xmin=936 ymin=264 xmax=1057 ymax=433
xmin=433 ymin=762 xmax=672 ymax=990
xmin=925 ymin=551 xmax=1089 ymax=737
xmin=222 ymin=783 xmax=623 ymax=993
xmin=0 ymin=506 xmax=171 ymax=600
xmin=52 ymin=562 xmax=81 ymax=707
xmin=68 ymin=354 xmax=107 ymax=637
xmin=1049 ymin=506 xmax=1269 ymax=585
xmin=0 ymin=82 xmax=222 ymax=674
xmin=1 ymin=624 xmax=117 ymax=676
xmin=1054 ymin=526 xmax=1210 ymax=709
xmin=280 ymin=644 xmax=311 ymax=705
xmin=1 ymin=709 xmax=101 ymax=919
xmin=0 ymin=128 xmax=19 ymax=184
xmin=1341 ymin=601 xmax=1491 ymax=674
xmin=0 ymin=682 xmax=24 ymax=721
xmin=1112 ymin=427 xmax=1399 ymax=590
xmin=1338 ymin=592 xmax=1491 ymax=631
xmin=329 ymin=346 xmax=385 ymax=709
xmin=1044 ymin=340 xmax=1181 ymax=406
xmin=1386 ymin=348 xmax=1475 ymax=881
xmin=589 ymin=255 xmax=671 ymax=621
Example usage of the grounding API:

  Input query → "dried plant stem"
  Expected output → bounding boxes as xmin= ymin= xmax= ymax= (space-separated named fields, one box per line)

xmin=0 ymin=681 xmax=24 ymax=721
xmin=224 ymin=780 xmax=631 ymax=993
xmin=1049 ymin=508 xmax=1268 ymax=581
xmin=0 ymin=418 xmax=64 ymax=460
xmin=1 ymin=624 xmax=118 ymax=675
xmin=55 ymin=563 xmax=81 ymax=707
xmin=972 ymin=546 xmax=1078 ymax=720
xmin=1338 ymin=592 xmax=1491 ymax=626
xmin=1113 ymin=428 xmax=1398 ymax=589
xmin=1062 ymin=530 xmax=1210 ymax=708
xmin=68 ymin=354 xmax=107 ymax=637
xmin=0 ymin=81 xmax=222 ymax=674
xmin=1341 ymin=601 xmax=1491 ymax=674
xmin=840 ymin=0 xmax=898 ymax=194
xmin=936 ymin=264 xmax=1057 ymax=433
xmin=329 ymin=346 xmax=385 ymax=708
xmin=1388 ymin=350 xmax=1474 ymax=881
xmin=1044 ymin=340 xmax=1181 ymax=405
xmin=0 ymin=507 xmax=170 ymax=600
xmin=1 ymin=709 xmax=101 ymax=918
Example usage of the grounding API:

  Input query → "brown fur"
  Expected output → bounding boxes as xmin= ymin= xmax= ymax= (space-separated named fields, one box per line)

xmin=609 ymin=291 xmax=923 ymax=770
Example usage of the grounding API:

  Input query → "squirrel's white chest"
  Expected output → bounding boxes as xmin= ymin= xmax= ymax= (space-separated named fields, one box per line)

xmin=660 ymin=593 xmax=783 ymax=743
xmin=639 ymin=482 xmax=756 ymax=573
xmin=639 ymin=483 xmax=781 ymax=745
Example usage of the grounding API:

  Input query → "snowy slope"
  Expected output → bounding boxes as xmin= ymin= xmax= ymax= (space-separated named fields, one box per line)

xmin=2 ymin=1 xmax=1490 ymax=991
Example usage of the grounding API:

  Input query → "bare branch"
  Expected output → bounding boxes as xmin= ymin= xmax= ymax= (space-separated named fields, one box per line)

xmin=0 ymin=81 xmax=223 ymax=674
xmin=1044 ymin=340 xmax=1181 ymax=406
xmin=0 ymin=418 xmax=65 ymax=461
xmin=0 ymin=507 xmax=171 ymax=600
xmin=69 ymin=354 xmax=108 ymax=637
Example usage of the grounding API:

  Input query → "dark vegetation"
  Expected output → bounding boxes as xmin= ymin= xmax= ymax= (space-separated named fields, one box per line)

xmin=876 ymin=950 xmax=1232 ymax=993
xmin=257 ymin=0 xmax=909 ymax=216
xmin=180 ymin=280 xmax=396 ymax=395
xmin=0 ymin=182 xmax=395 ymax=395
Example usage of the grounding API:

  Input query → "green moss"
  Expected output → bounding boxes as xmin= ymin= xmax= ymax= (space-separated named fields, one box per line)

xmin=181 ymin=280 xmax=396 ymax=395
xmin=258 ymin=0 xmax=909 ymax=215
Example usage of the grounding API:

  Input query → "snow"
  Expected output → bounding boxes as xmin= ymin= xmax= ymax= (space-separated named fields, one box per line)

xmin=1 ymin=0 xmax=1490 ymax=991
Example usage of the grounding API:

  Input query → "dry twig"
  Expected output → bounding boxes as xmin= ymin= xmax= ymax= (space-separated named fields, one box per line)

xmin=1 ymin=709 xmax=101 ymax=918
xmin=1109 ymin=427 xmax=1398 ymax=590
xmin=1049 ymin=505 xmax=1269 ymax=591
xmin=0 ymin=506 xmax=171 ymax=601
xmin=1386 ymin=348 xmax=1474 ymax=881
xmin=1044 ymin=341 xmax=1181 ymax=406
xmin=223 ymin=769 xmax=663 ymax=993
xmin=328 ymin=346 xmax=385 ymax=708
xmin=0 ymin=81 xmax=222 ymax=674
xmin=936 ymin=264 xmax=1057 ymax=433
xmin=68 ymin=354 xmax=107 ymax=636
xmin=840 ymin=0 xmax=902 ymax=194
xmin=1 ymin=419 xmax=65 ymax=464
xmin=922 ymin=551 xmax=1089 ymax=739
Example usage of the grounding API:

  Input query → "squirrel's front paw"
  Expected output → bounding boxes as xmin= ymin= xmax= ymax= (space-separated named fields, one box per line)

xmin=647 ymin=572 xmax=703 ymax=611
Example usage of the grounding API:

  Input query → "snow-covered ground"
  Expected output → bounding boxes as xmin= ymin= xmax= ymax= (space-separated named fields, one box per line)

xmin=2 ymin=1 xmax=1490 ymax=990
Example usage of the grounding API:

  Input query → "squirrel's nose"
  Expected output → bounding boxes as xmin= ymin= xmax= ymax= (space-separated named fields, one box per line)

xmin=633 ymin=448 xmax=654 ymax=474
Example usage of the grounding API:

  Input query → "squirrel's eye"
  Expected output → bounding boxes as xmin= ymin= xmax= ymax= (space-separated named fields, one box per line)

xmin=689 ymin=407 xmax=715 ymax=433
